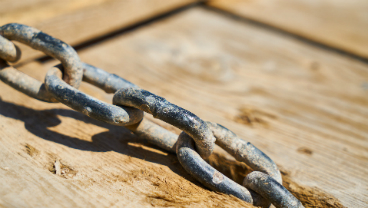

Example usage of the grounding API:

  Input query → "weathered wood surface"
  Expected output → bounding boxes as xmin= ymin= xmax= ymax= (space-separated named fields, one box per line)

xmin=208 ymin=0 xmax=368 ymax=59
xmin=1 ymin=6 xmax=367 ymax=208
xmin=0 ymin=0 xmax=198 ymax=62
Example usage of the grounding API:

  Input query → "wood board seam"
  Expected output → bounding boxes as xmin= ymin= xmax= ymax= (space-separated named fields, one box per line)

xmin=203 ymin=4 xmax=368 ymax=65
xmin=13 ymin=1 xmax=206 ymax=67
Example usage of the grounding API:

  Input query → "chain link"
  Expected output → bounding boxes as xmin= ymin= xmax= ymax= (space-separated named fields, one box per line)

xmin=0 ymin=23 xmax=304 ymax=208
xmin=0 ymin=23 xmax=83 ymax=88
xmin=113 ymin=87 xmax=216 ymax=158
xmin=45 ymin=64 xmax=144 ymax=126
xmin=0 ymin=35 xmax=20 ymax=62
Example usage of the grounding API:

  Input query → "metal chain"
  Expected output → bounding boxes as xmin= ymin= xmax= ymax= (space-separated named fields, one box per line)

xmin=0 ymin=23 xmax=304 ymax=208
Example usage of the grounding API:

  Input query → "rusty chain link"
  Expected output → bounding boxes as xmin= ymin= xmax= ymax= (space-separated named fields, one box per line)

xmin=0 ymin=23 xmax=304 ymax=208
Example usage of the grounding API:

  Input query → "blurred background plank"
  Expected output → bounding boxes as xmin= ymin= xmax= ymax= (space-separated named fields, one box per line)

xmin=0 ymin=0 xmax=111 ymax=26
xmin=0 ymin=0 xmax=199 ymax=62
xmin=208 ymin=0 xmax=368 ymax=59
xmin=1 ymin=6 xmax=367 ymax=207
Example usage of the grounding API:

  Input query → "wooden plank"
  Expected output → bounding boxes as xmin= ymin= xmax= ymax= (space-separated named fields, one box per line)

xmin=0 ymin=0 xmax=110 ymax=26
xmin=1 ymin=7 xmax=367 ymax=207
xmin=208 ymin=0 xmax=368 ymax=59
xmin=0 ymin=0 xmax=198 ymax=62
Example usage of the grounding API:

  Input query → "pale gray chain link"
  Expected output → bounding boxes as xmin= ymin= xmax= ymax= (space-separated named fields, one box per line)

xmin=0 ymin=23 xmax=304 ymax=208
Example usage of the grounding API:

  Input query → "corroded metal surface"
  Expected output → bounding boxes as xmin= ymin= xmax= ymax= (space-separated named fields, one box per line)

xmin=176 ymin=132 xmax=255 ymax=203
xmin=125 ymin=118 xmax=178 ymax=153
xmin=113 ymin=88 xmax=216 ymax=158
xmin=45 ymin=65 xmax=143 ymax=126
xmin=0 ymin=60 xmax=57 ymax=102
xmin=82 ymin=63 xmax=137 ymax=93
xmin=244 ymin=171 xmax=305 ymax=208
xmin=83 ymin=63 xmax=177 ymax=152
xmin=0 ymin=23 xmax=83 ymax=88
xmin=207 ymin=122 xmax=282 ymax=183
xmin=0 ymin=35 xmax=20 ymax=62
xmin=46 ymin=63 xmax=178 ymax=153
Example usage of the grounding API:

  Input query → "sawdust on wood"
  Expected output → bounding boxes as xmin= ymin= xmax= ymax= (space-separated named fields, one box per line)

xmin=281 ymin=171 xmax=346 ymax=208
xmin=48 ymin=159 xmax=78 ymax=179
xmin=54 ymin=160 xmax=61 ymax=175
xmin=115 ymin=166 xmax=255 ymax=208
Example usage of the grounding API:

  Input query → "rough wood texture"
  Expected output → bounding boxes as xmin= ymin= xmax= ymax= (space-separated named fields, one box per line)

xmin=0 ymin=7 xmax=367 ymax=208
xmin=0 ymin=0 xmax=197 ymax=61
xmin=208 ymin=0 xmax=368 ymax=59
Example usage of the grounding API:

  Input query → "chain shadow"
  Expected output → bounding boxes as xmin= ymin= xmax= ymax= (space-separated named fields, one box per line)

xmin=0 ymin=98 xmax=197 ymax=182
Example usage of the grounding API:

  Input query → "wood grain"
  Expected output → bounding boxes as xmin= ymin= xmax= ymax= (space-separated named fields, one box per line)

xmin=208 ymin=0 xmax=368 ymax=59
xmin=0 ymin=7 xmax=367 ymax=208
xmin=0 ymin=0 xmax=110 ymax=26
xmin=0 ymin=0 xmax=198 ymax=62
